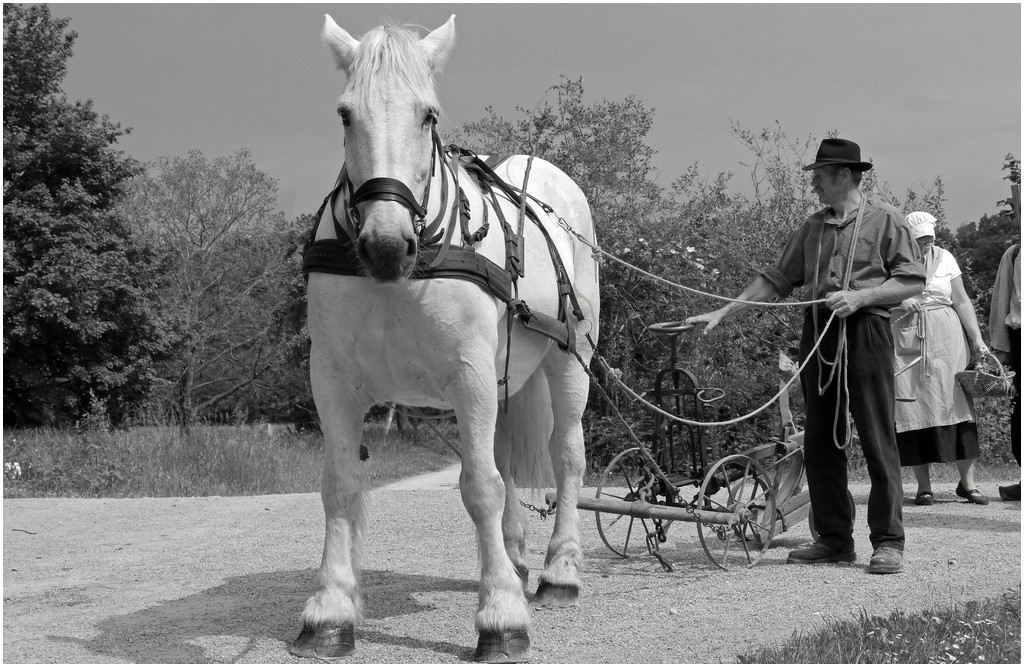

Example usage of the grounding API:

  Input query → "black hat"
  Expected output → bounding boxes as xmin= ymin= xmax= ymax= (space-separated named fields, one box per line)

xmin=802 ymin=138 xmax=873 ymax=172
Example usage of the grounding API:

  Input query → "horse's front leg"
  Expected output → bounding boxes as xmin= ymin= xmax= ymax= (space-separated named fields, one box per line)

xmin=290 ymin=364 xmax=370 ymax=660
xmin=450 ymin=368 xmax=532 ymax=663
xmin=535 ymin=359 xmax=588 ymax=608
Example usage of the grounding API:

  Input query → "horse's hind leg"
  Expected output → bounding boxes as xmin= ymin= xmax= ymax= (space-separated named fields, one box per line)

xmin=535 ymin=356 xmax=588 ymax=608
xmin=290 ymin=362 xmax=370 ymax=660
xmin=494 ymin=434 xmax=529 ymax=591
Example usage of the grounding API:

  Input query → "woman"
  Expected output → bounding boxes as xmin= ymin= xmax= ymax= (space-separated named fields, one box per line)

xmin=893 ymin=211 xmax=991 ymax=505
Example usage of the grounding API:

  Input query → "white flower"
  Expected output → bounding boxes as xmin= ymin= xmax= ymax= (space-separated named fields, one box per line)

xmin=686 ymin=246 xmax=696 ymax=253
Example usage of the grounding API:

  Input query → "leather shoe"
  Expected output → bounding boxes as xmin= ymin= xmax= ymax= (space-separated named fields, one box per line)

xmin=955 ymin=482 xmax=990 ymax=505
xmin=999 ymin=483 xmax=1021 ymax=501
xmin=914 ymin=490 xmax=934 ymax=506
xmin=787 ymin=542 xmax=856 ymax=565
xmin=867 ymin=546 xmax=903 ymax=574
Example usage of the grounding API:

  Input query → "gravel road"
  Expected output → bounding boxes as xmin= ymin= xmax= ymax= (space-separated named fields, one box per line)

xmin=3 ymin=468 xmax=1020 ymax=663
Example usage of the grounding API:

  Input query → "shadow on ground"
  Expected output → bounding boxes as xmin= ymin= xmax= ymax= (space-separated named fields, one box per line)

xmin=46 ymin=568 xmax=478 ymax=663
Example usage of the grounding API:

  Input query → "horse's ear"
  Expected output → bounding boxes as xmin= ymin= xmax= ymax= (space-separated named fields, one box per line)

xmin=420 ymin=14 xmax=455 ymax=72
xmin=321 ymin=14 xmax=360 ymax=72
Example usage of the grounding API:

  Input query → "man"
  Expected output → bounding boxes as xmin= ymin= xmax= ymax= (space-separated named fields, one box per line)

xmin=687 ymin=138 xmax=925 ymax=575
xmin=990 ymin=242 xmax=1021 ymax=501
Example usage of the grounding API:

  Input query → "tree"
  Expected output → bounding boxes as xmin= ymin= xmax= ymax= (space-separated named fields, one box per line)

xmin=449 ymin=80 xmax=968 ymax=462
xmin=263 ymin=213 xmax=319 ymax=428
xmin=3 ymin=5 xmax=169 ymax=426
xmin=120 ymin=150 xmax=289 ymax=425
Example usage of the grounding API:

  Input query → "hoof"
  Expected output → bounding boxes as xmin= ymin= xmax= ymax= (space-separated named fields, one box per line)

xmin=514 ymin=563 xmax=529 ymax=590
xmin=473 ymin=629 xmax=531 ymax=663
xmin=533 ymin=581 xmax=579 ymax=608
xmin=289 ymin=623 xmax=355 ymax=660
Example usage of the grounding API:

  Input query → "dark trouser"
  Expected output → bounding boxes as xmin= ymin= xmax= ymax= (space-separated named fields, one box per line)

xmin=1010 ymin=328 xmax=1021 ymax=467
xmin=800 ymin=310 xmax=904 ymax=553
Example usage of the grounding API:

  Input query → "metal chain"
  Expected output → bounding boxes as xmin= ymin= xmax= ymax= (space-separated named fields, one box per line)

xmin=519 ymin=498 xmax=553 ymax=520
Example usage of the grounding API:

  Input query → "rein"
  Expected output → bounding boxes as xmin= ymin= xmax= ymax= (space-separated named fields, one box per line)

xmin=811 ymin=195 xmax=866 ymax=450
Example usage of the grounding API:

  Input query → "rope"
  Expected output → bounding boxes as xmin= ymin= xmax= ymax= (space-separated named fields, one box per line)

xmin=555 ymin=217 xmax=828 ymax=308
xmin=810 ymin=195 xmax=866 ymax=450
xmin=583 ymin=310 xmax=840 ymax=428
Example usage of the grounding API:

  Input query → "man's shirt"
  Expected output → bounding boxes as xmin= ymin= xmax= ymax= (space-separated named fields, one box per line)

xmin=760 ymin=197 xmax=925 ymax=317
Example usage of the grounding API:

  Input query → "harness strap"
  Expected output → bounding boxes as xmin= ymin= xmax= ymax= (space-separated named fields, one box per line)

xmin=330 ymin=168 xmax=357 ymax=242
xmin=428 ymin=195 xmax=463 ymax=269
xmin=419 ymin=131 xmax=450 ymax=241
xmin=305 ymin=146 xmax=587 ymax=356
xmin=304 ymin=239 xmax=514 ymax=304
xmin=350 ymin=177 xmax=428 ymax=219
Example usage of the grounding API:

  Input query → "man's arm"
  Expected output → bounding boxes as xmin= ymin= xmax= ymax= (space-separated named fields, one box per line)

xmin=825 ymin=276 xmax=923 ymax=318
xmin=686 ymin=275 xmax=781 ymax=333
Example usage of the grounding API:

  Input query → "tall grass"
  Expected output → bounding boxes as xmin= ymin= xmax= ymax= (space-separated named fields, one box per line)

xmin=738 ymin=588 xmax=1022 ymax=664
xmin=3 ymin=421 xmax=459 ymax=498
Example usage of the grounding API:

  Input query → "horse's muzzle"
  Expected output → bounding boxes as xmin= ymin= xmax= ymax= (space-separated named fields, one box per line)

xmin=357 ymin=227 xmax=418 ymax=282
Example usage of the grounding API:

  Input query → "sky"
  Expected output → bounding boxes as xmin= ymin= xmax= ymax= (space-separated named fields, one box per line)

xmin=48 ymin=2 xmax=1022 ymax=229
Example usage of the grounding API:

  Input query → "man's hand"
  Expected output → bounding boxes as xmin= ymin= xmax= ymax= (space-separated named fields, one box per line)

xmin=686 ymin=309 xmax=726 ymax=334
xmin=825 ymin=290 xmax=867 ymax=318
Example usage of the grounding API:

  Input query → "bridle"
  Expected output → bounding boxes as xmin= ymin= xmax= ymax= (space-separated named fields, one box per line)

xmin=329 ymin=120 xmax=452 ymax=245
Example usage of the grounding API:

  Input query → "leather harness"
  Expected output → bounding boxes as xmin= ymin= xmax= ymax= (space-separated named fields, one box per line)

xmin=302 ymin=131 xmax=589 ymax=359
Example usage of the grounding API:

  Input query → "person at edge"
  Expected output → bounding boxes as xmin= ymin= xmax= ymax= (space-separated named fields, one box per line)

xmin=989 ymin=241 xmax=1022 ymax=501
xmin=892 ymin=211 xmax=991 ymax=506
xmin=686 ymin=138 xmax=925 ymax=575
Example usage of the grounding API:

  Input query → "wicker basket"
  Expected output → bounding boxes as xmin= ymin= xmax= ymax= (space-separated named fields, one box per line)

xmin=956 ymin=351 xmax=1017 ymax=398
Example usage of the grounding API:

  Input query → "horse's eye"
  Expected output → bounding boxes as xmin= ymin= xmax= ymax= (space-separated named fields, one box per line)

xmin=338 ymin=107 xmax=351 ymax=126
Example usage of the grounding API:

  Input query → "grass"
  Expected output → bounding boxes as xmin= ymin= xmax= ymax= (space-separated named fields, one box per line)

xmin=737 ymin=588 xmax=1022 ymax=663
xmin=2 ymin=420 xmax=459 ymax=498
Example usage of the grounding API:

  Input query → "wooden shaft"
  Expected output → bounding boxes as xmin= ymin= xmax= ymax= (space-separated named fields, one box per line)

xmin=577 ymin=496 xmax=738 ymax=525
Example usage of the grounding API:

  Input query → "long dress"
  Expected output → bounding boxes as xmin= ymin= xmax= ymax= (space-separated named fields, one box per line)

xmin=892 ymin=246 xmax=978 ymax=465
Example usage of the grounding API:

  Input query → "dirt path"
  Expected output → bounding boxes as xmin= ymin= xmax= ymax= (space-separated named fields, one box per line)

xmin=3 ymin=478 xmax=1020 ymax=663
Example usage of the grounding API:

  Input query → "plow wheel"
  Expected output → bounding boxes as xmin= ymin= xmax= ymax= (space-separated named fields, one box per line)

xmin=696 ymin=454 xmax=777 ymax=570
xmin=594 ymin=447 xmax=673 ymax=558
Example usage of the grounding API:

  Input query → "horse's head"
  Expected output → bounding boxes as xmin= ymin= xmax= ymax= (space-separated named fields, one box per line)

xmin=322 ymin=15 xmax=456 ymax=282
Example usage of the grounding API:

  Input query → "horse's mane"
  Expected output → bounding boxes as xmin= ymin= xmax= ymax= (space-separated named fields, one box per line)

xmin=344 ymin=23 xmax=440 ymax=113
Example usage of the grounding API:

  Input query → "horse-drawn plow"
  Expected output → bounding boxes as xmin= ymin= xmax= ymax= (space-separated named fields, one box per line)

xmin=569 ymin=320 xmax=816 ymax=571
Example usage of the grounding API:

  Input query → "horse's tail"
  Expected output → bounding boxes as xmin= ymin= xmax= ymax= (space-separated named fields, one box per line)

xmin=496 ymin=368 xmax=555 ymax=494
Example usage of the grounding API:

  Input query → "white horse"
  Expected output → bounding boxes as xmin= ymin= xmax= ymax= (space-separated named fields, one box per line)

xmin=292 ymin=14 xmax=600 ymax=663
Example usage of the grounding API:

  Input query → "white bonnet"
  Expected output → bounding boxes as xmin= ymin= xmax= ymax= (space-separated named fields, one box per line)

xmin=905 ymin=211 xmax=937 ymax=239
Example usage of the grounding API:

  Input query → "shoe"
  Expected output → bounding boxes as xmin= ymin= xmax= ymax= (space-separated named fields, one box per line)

xmin=867 ymin=546 xmax=903 ymax=574
xmin=999 ymin=483 xmax=1021 ymax=501
xmin=955 ymin=482 xmax=990 ymax=505
xmin=914 ymin=490 xmax=934 ymax=506
xmin=787 ymin=542 xmax=856 ymax=565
